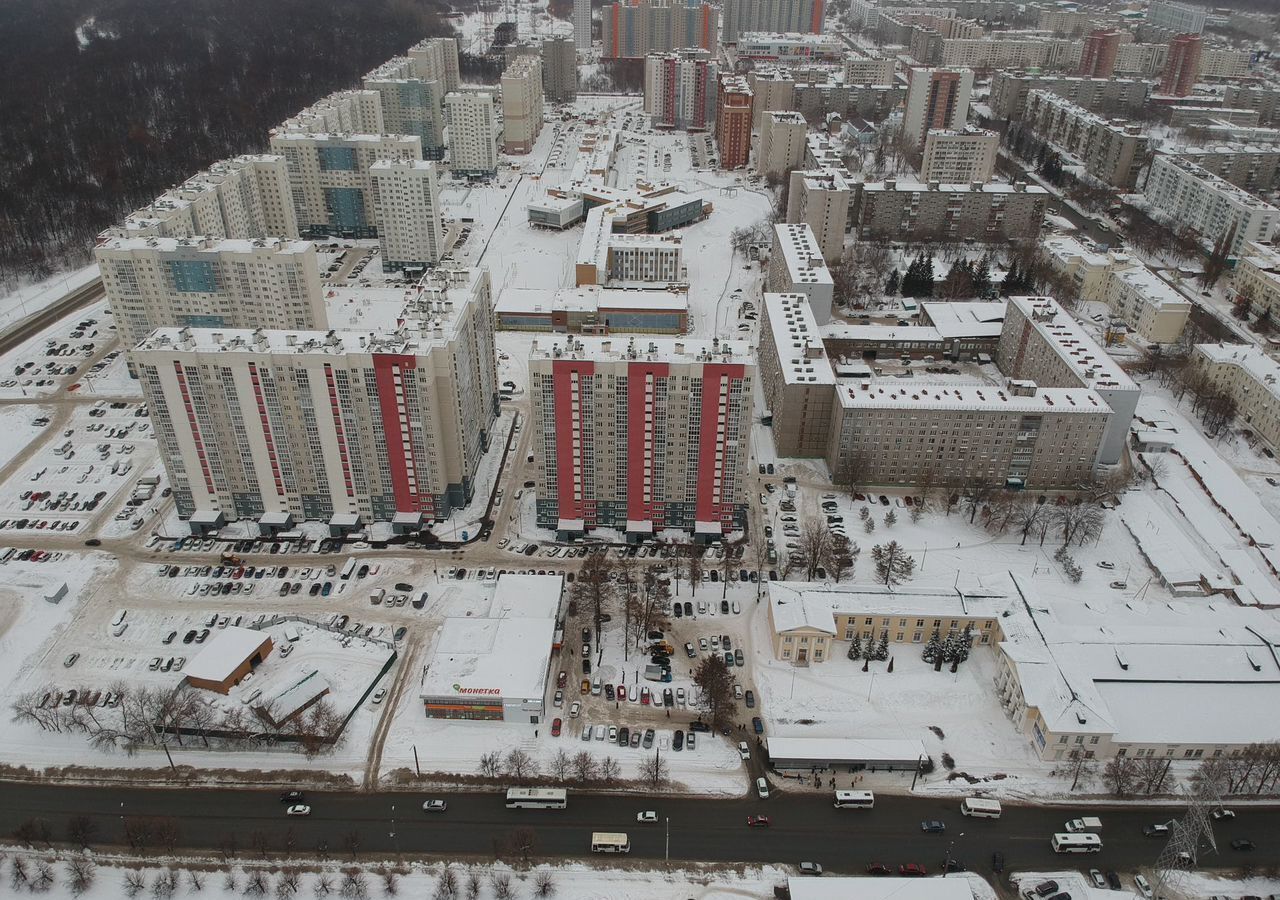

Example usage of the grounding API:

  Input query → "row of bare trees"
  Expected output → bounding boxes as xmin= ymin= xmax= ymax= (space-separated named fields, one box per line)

xmin=10 ymin=683 xmax=345 ymax=757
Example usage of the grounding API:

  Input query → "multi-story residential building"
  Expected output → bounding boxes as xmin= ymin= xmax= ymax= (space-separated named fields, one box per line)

xmin=785 ymin=169 xmax=851 ymax=263
xmin=276 ymin=90 xmax=385 ymax=135
xmin=501 ymin=55 xmax=545 ymax=153
xmin=1160 ymin=33 xmax=1202 ymax=97
xmin=1101 ymin=264 xmax=1192 ymax=344
xmin=997 ymin=296 xmax=1139 ymax=466
xmin=936 ymin=36 xmax=1082 ymax=71
xmin=1198 ymin=47 xmax=1253 ymax=80
xmin=716 ymin=75 xmax=753 ymax=170
xmin=573 ymin=0 xmax=593 ymax=47
xmin=748 ymin=68 xmax=796 ymax=127
xmin=1113 ymin=40 xmax=1168 ymax=76
xmin=134 ymin=268 xmax=497 ymax=529
xmin=1077 ymin=29 xmax=1122 ymax=78
xmin=267 ymin=131 xmax=423 ymax=239
xmin=1147 ymin=0 xmax=1206 ymax=34
xmin=363 ymin=58 xmax=447 ymax=160
xmin=988 ymin=71 xmax=1153 ymax=120
xmin=370 ymin=160 xmax=445 ymax=272
xmin=736 ymin=32 xmax=844 ymax=62
xmin=767 ymin=224 xmax=835 ymax=324
xmin=644 ymin=49 xmax=717 ymax=131
xmin=105 ymin=155 xmax=298 ymax=242
xmin=1232 ymin=241 xmax=1280 ymax=321
xmin=721 ymin=0 xmax=824 ymax=43
xmin=445 ymin=90 xmax=501 ymax=176
xmin=1168 ymin=144 xmax=1280 ymax=194
xmin=843 ymin=54 xmax=895 ymax=85
xmin=755 ymin=110 xmax=808 ymax=179
xmin=1022 ymin=89 xmax=1150 ymax=189
xmin=541 ymin=36 xmax=579 ymax=103
xmin=600 ymin=0 xmax=719 ymax=59
xmin=529 ymin=336 xmax=754 ymax=541
xmin=96 ymin=236 xmax=327 ymax=353
xmin=759 ymin=293 xmax=835 ymax=457
xmin=920 ymin=127 xmax=999 ymax=184
xmin=1194 ymin=342 xmax=1280 ymax=452
xmin=1215 ymin=84 xmax=1280 ymax=126
xmin=850 ymin=180 xmax=1047 ymax=244
xmin=902 ymin=67 xmax=973 ymax=148
xmin=1143 ymin=155 xmax=1279 ymax=257
xmin=407 ymin=37 xmax=461 ymax=94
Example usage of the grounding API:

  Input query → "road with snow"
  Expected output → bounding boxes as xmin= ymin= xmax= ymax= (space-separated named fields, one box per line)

xmin=2 ymin=782 xmax=1273 ymax=873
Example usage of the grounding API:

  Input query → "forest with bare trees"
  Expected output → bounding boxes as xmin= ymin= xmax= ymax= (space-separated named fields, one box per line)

xmin=0 ymin=0 xmax=452 ymax=289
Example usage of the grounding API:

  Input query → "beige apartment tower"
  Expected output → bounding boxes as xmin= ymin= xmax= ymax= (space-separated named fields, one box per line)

xmin=502 ymin=56 xmax=545 ymax=154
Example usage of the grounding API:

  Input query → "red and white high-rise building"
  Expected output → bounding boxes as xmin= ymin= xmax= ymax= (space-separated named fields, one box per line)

xmin=530 ymin=337 xmax=754 ymax=541
xmin=1077 ymin=29 xmax=1122 ymax=78
xmin=902 ymin=67 xmax=973 ymax=149
xmin=716 ymin=74 xmax=753 ymax=170
xmin=644 ymin=49 xmax=718 ymax=131
xmin=1161 ymin=33 xmax=1202 ymax=98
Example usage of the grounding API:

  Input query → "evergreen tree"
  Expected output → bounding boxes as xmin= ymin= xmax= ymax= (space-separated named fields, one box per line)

xmin=972 ymin=254 xmax=993 ymax=298
xmin=884 ymin=509 xmax=897 ymax=527
xmin=864 ymin=516 xmax=876 ymax=534
xmin=848 ymin=632 xmax=862 ymax=660
xmin=885 ymin=269 xmax=901 ymax=295
xmin=921 ymin=628 xmax=942 ymax=663
xmin=941 ymin=628 xmax=959 ymax=663
xmin=875 ymin=630 xmax=890 ymax=661
xmin=863 ymin=633 xmax=877 ymax=659
xmin=921 ymin=253 xmax=936 ymax=297
xmin=1001 ymin=259 xmax=1021 ymax=296
xmin=958 ymin=624 xmax=974 ymax=663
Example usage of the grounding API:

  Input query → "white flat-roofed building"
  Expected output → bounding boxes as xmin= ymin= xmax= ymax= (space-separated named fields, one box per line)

xmin=529 ymin=336 xmax=754 ymax=540
xmin=759 ymin=293 xmax=835 ymax=457
xmin=1194 ymin=342 xmax=1280 ymax=454
xmin=133 ymin=268 xmax=497 ymax=528
xmin=96 ymin=235 xmax=326 ymax=352
xmin=370 ymin=160 xmax=444 ymax=271
xmin=267 ymin=131 xmax=423 ymax=239
xmin=421 ymin=574 xmax=562 ymax=722
xmin=997 ymin=296 xmax=1139 ymax=466
xmin=574 ymin=210 xmax=685 ymax=286
xmin=736 ymin=32 xmax=844 ymax=62
xmin=766 ymin=737 xmax=929 ymax=770
xmin=494 ymin=285 xmax=688 ymax=333
xmin=1232 ymin=240 xmax=1280 ymax=321
xmin=103 ymin=155 xmax=298 ymax=242
xmin=1144 ymin=154 xmax=1279 ymax=257
xmin=920 ymin=127 xmax=999 ymax=184
xmin=767 ymin=223 xmax=835 ymax=324
xmin=1101 ymin=264 xmax=1190 ymax=344
xmin=445 ymin=90 xmax=501 ymax=176
xmin=1147 ymin=0 xmax=1206 ymax=34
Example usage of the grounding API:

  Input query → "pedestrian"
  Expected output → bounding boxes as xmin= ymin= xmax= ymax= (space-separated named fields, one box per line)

xmin=534 ymin=729 xmax=538 ymax=737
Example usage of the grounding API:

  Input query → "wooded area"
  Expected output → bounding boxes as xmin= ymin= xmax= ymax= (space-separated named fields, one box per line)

xmin=0 ymin=0 xmax=453 ymax=289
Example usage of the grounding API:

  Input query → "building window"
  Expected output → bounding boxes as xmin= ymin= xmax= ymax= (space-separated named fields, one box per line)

xmin=1089 ymin=736 xmax=1099 ymax=744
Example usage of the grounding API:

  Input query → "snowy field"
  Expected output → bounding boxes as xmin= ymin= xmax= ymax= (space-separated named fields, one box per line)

xmin=0 ymin=263 xmax=99 ymax=334
xmin=0 ymin=404 xmax=54 ymax=470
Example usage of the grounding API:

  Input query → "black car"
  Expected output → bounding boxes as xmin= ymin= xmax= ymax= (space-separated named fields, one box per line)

xmin=581 ymin=659 xmax=591 ymax=674
xmin=1105 ymin=872 xmax=1121 ymax=890
xmin=604 ymin=684 xmax=615 ymax=701
xmin=618 ymin=726 xmax=629 ymax=746
xmin=720 ymin=600 xmax=729 ymax=614
xmin=690 ymin=720 xmax=710 ymax=732
xmin=940 ymin=859 xmax=965 ymax=873
xmin=991 ymin=852 xmax=1005 ymax=874
xmin=672 ymin=729 xmax=684 ymax=751
xmin=673 ymin=604 xmax=683 ymax=618
xmin=745 ymin=690 xmax=755 ymax=708
xmin=280 ymin=790 xmax=305 ymax=803
xmin=1231 ymin=839 xmax=1256 ymax=851
xmin=684 ymin=602 xmax=692 ymax=616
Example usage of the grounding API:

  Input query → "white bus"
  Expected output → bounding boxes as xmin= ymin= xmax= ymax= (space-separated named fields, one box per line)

xmin=505 ymin=788 xmax=567 ymax=809
xmin=340 ymin=558 xmax=357 ymax=580
xmin=590 ymin=832 xmax=630 ymax=853
xmin=833 ymin=790 xmax=876 ymax=809
xmin=960 ymin=797 xmax=1002 ymax=819
xmin=1051 ymin=833 xmax=1102 ymax=854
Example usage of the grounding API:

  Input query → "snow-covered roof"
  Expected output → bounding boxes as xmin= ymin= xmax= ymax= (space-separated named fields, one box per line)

xmin=766 ymin=736 xmax=928 ymax=764
xmin=763 ymin=293 xmax=835 ymax=386
xmin=530 ymin=335 xmax=751 ymax=366
xmin=1007 ymin=296 xmax=1138 ymax=393
xmin=184 ymin=627 xmax=272 ymax=684
xmin=773 ymin=224 xmax=833 ymax=288
xmin=788 ymin=878 xmax=974 ymax=900
xmin=1107 ymin=265 xmax=1191 ymax=311
xmin=422 ymin=616 xmax=556 ymax=702
xmin=769 ymin=581 xmax=1009 ymax=633
xmin=1042 ymin=233 xmax=1110 ymax=271
xmin=921 ymin=301 xmax=1006 ymax=338
xmin=837 ymin=380 xmax=1108 ymax=414
xmin=496 ymin=286 xmax=689 ymax=315
xmin=491 ymin=573 xmax=563 ymax=620
xmin=97 ymin=235 xmax=313 ymax=256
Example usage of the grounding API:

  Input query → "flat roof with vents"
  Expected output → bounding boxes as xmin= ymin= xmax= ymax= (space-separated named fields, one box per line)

xmin=763 ymin=293 xmax=836 ymax=385
xmin=837 ymin=380 xmax=1106 ymax=413
xmin=773 ymin=224 xmax=834 ymax=287
xmin=1008 ymin=296 xmax=1137 ymax=392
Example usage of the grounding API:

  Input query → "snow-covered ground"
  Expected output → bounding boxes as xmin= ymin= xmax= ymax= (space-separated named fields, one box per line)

xmin=0 ymin=404 xmax=54 ymax=470
xmin=0 ymin=263 xmax=99 ymax=334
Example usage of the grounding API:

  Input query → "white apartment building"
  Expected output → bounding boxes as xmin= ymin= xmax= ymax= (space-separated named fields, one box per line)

xmin=407 ymin=37 xmax=461 ymax=94
xmin=766 ymin=223 xmax=835 ymax=324
xmin=370 ymin=160 xmax=445 ymax=272
xmin=502 ymin=56 xmax=545 ymax=154
xmin=1194 ymin=343 xmax=1280 ymax=452
xmin=1146 ymin=0 xmax=1206 ymax=34
xmin=1232 ymin=240 xmax=1280 ymax=320
xmin=843 ymin=55 xmax=895 ymax=85
xmin=106 ymin=155 xmax=298 ymax=242
xmin=277 ymin=90 xmax=385 ymax=135
xmin=938 ymin=38 xmax=1080 ymax=72
xmin=1199 ymin=47 xmax=1253 ymax=80
xmin=902 ymin=67 xmax=973 ymax=149
xmin=755 ymin=110 xmax=808 ymax=180
xmin=920 ymin=127 xmax=999 ymax=184
xmin=573 ymin=0 xmax=592 ymax=48
xmin=267 ymin=131 xmax=423 ymax=239
xmin=1023 ymin=90 xmax=1150 ymax=189
xmin=1144 ymin=154 xmax=1279 ymax=257
xmin=134 ymin=268 xmax=498 ymax=529
xmin=445 ymin=90 xmax=501 ymax=175
xmin=759 ymin=292 xmax=836 ymax=457
xmin=364 ymin=57 xmax=447 ymax=159
xmin=529 ymin=336 xmax=754 ymax=540
xmin=96 ymin=236 xmax=327 ymax=352
xmin=785 ymin=169 xmax=851 ymax=263
xmin=998 ymin=296 xmax=1140 ymax=466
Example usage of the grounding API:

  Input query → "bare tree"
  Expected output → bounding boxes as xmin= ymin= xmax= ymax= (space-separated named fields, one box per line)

xmin=598 ymin=756 xmax=621 ymax=784
xmin=534 ymin=870 xmax=557 ymax=897
xmin=478 ymin=751 xmax=503 ymax=778
xmin=683 ymin=548 xmax=703 ymax=595
xmin=796 ymin=516 xmax=831 ymax=581
xmin=314 ymin=873 xmax=334 ymax=897
xmin=187 ymin=870 xmax=205 ymax=893
xmin=492 ymin=872 xmax=513 ymax=900
xmin=962 ymin=478 xmax=997 ymax=524
xmin=549 ymin=748 xmax=572 ymax=781
xmin=871 ymin=541 xmax=915 ymax=586
xmin=341 ymin=830 xmax=362 ymax=860
xmin=66 ymin=857 xmax=96 ymax=896
xmin=825 ymin=534 xmax=859 ymax=583
xmin=67 ymin=815 xmax=97 ymax=850
xmin=1051 ymin=748 xmax=1098 ymax=791
xmin=1102 ymin=756 xmax=1139 ymax=797
xmin=570 ymin=750 xmax=597 ymax=783
xmin=465 ymin=870 xmax=482 ymax=900
xmin=123 ymin=869 xmax=146 ymax=898
xmin=836 ymin=451 xmax=867 ymax=500
xmin=638 ymin=751 xmax=671 ymax=788
xmin=32 ymin=860 xmax=55 ymax=892
xmin=433 ymin=867 xmax=458 ymax=900
xmin=339 ymin=869 xmax=367 ymax=899
xmin=571 ymin=550 xmax=618 ymax=642
xmin=504 ymin=748 xmax=539 ymax=781
xmin=1010 ymin=497 xmax=1047 ymax=545
xmin=1134 ymin=756 xmax=1174 ymax=795
xmin=508 ymin=827 xmax=537 ymax=867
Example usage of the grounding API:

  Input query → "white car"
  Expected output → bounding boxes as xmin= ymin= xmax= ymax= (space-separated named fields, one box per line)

xmin=371 ymin=688 xmax=387 ymax=705
xmin=568 ymin=701 xmax=581 ymax=718
xmin=636 ymin=811 xmax=658 ymax=823
xmin=421 ymin=800 xmax=448 ymax=813
xmin=285 ymin=805 xmax=311 ymax=817
xmin=1133 ymin=875 xmax=1152 ymax=899
xmin=738 ymin=741 xmax=751 ymax=760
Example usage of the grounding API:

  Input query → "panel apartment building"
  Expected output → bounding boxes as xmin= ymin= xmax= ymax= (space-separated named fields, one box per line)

xmin=134 ymin=268 xmax=498 ymax=528
xmin=529 ymin=336 xmax=754 ymax=541
xmin=600 ymin=0 xmax=719 ymax=59
xmin=759 ymin=293 xmax=835 ymax=457
xmin=502 ymin=56 xmax=545 ymax=154
xmin=96 ymin=236 xmax=327 ymax=353
xmin=920 ymin=127 xmax=999 ymax=184
xmin=850 ymin=180 xmax=1047 ymax=244
xmin=1143 ymin=155 xmax=1279 ymax=256
xmin=716 ymin=75 xmax=753 ymax=170
xmin=721 ymin=0 xmax=824 ymax=43
xmin=1232 ymin=241 xmax=1280 ymax=321
xmin=370 ymin=160 xmax=445 ymax=272
xmin=363 ymin=57 xmax=447 ymax=160
xmin=1194 ymin=343 xmax=1280 ymax=454
xmin=445 ymin=90 xmax=501 ymax=176
xmin=1021 ymin=89 xmax=1150 ymax=189
xmin=766 ymin=224 xmax=835 ymax=325
xmin=755 ymin=110 xmax=808 ymax=179
xmin=645 ymin=49 xmax=717 ymax=131
xmin=988 ymin=72 xmax=1152 ymax=121
xmin=902 ymin=67 xmax=973 ymax=149
xmin=104 ymin=155 xmax=299 ymax=243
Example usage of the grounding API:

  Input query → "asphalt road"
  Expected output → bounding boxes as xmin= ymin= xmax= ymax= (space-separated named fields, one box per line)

xmin=3 ymin=783 xmax=1273 ymax=874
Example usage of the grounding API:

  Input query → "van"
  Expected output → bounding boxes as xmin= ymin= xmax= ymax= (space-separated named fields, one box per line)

xmin=370 ymin=588 xmax=386 ymax=605
xmin=111 ymin=610 xmax=127 ymax=627
xmin=284 ymin=626 xmax=300 ymax=643
xmin=961 ymin=797 xmax=1002 ymax=818
xmin=755 ymin=777 xmax=770 ymax=799
xmin=112 ymin=623 xmax=128 ymax=637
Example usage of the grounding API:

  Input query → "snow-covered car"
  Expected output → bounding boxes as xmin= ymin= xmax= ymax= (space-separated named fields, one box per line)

xmin=285 ymin=805 xmax=311 ymax=817
xmin=636 ymin=811 xmax=658 ymax=823
xmin=421 ymin=800 xmax=448 ymax=813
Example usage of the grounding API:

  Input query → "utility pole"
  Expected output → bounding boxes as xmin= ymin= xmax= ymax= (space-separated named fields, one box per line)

xmin=665 ymin=816 xmax=670 ymax=864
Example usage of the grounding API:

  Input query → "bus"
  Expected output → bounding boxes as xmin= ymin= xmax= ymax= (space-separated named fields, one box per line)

xmin=833 ymin=790 xmax=876 ymax=809
xmin=1051 ymin=833 xmax=1102 ymax=854
xmin=590 ymin=832 xmax=630 ymax=853
xmin=961 ymin=797 xmax=1002 ymax=819
xmin=505 ymin=788 xmax=567 ymax=809
xmin=340 ymin=558 xmax=357 ymax=580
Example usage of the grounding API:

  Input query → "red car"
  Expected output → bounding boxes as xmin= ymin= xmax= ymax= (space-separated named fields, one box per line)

xmin=899 ymin=864 xmax=927 ymax=877
xmin=866 ymin=864 xmax=892 ymax=876
xmin=641 ymin=687 xmax=650 ymax=705
xmin=556 ymin=671 xmax=567 ymax=688
xmin=551 ymin=718 xmax=562 ymax=737
xmin=746 ymin=815 xmax=770 ymax=827
xmin=616 ymin=683 xmax=625 ymax=700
